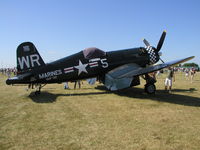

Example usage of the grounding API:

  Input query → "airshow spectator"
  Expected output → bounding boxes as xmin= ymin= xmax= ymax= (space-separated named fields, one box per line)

xmin=74 ymin=80 xmax=81 ymax=89
xmin=190 ymin=68 xmax=196 ymax=83
xmin=165 ymin=67 xmax=175 ymax=93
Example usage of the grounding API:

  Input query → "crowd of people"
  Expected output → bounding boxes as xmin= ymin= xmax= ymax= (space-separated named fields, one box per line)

xmin=184 ymin=68 xmax=196 ymax=82
xmin=153 ymin=67 xmax=198 ymax=93
xmin=0 ymin=68 xmax=17 ymax=78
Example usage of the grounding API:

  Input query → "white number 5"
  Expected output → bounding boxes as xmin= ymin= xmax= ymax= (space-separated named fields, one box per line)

xmin=101 ymin=59 xmax=108 ymax=68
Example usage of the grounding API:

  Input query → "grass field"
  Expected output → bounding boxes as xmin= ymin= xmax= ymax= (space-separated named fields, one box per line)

xmin=0 ymin=72 xmax=200 ymax=150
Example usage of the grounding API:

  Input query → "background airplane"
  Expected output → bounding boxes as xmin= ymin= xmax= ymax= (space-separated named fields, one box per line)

xmin=6 ymin=31 xmax=194 ymax=95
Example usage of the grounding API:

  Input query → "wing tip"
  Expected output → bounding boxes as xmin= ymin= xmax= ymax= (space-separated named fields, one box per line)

xmin=187 ymin=56 xmax=195 ymax=60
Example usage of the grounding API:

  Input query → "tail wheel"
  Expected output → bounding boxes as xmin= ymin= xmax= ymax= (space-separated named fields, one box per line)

xmin=145 ymin=84 xmax=156 ymax=94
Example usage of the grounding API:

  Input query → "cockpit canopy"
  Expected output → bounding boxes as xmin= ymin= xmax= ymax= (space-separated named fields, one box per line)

xmin=83 ymin=47 xmax=106 ymax=59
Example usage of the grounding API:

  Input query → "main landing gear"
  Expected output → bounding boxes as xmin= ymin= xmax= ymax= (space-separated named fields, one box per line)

xmin=143 ymin=74 xmax=156 ymax=94
xmin=145 ymin=83 xmax=156 ymax=94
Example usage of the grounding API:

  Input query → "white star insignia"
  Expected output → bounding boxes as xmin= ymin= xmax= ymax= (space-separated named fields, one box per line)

xmin=74 ymin=60 xmax=88 ymax=75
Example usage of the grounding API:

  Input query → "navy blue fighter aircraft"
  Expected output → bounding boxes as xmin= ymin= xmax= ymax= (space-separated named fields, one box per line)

xmin=6 ymin=31 xmax=194 ymax=95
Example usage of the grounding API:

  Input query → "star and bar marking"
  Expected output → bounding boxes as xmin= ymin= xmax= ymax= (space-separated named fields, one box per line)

xmin=74 ymin=60 xmax=88 ymax=75
xmin=63 ymin=58 xmax=108 ymax=76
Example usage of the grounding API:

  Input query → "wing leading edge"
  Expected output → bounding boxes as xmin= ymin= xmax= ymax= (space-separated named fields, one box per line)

xmin=119 ymin=56 xmax=195 ymax=78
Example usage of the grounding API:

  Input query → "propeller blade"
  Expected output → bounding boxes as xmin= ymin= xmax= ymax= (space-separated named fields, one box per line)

xmin=143 ymin=38 xmax=150 ymax=47
xmin=156 ymin=30 xmax=166 ymax=52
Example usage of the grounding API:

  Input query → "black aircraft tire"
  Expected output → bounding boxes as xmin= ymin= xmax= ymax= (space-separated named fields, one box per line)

xmin=145 ymin=84 xmax=156 ymax=94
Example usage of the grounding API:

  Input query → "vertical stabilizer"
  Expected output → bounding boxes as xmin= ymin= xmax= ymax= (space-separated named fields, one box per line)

xmin=17 ymin=42 xmax=45 ymax=73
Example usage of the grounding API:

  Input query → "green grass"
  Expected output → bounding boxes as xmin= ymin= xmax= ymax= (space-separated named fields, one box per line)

xmin=0 ymin=72 xmax=200 ymax=150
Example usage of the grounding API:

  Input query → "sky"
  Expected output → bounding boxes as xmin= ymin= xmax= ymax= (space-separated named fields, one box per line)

xmin=0 ymin=0 xmax=200 ymax=68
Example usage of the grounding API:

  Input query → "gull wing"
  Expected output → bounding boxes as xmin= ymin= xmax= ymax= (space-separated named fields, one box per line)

xmin=104 ymin=56 xmax=194 ymax=91
xmin=119 ymin=56 xmax=194 ymax=78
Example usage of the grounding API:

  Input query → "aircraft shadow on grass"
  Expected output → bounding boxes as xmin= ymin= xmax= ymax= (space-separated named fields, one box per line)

xmin=28 ymin=90 xmax=110 ymax=103
xmin=29 ymin=86 xmax=200 ymax=107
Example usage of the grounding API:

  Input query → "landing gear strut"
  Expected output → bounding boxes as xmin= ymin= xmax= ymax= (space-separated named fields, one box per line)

xmin=27 ymin=84 xmax=46 ymax=95
xmin=35 ymin=84 xmax=47 ymax=95
xmin=35 ymin=84 xmax=42 ymax=95
xmin=143 ymin=74 xmax=156 ymax=94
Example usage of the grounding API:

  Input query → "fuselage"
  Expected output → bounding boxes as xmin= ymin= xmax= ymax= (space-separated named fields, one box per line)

xmin=6 ymin=47 xmax=151 ymax=85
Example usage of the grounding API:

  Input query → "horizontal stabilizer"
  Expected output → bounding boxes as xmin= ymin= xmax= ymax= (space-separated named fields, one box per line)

xmin=6 ymin=72 xmax=32 ymax=85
